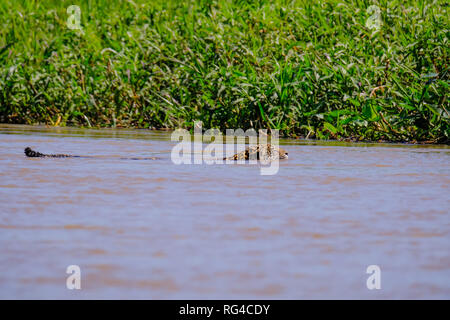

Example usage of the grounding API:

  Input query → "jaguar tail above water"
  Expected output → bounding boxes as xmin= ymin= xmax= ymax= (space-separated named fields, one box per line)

xmin=24 ymin=147 xmax=158 ymax=160
xmin=24 ymin=147 xmax=79 ymax=158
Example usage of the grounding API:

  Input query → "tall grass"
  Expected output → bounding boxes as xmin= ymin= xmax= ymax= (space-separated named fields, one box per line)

xmin=0 ymin=0 xmax=448 ymax=143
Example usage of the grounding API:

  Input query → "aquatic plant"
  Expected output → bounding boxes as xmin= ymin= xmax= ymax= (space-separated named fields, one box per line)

xmin=0 ymin=0 xmax=448 ymax=143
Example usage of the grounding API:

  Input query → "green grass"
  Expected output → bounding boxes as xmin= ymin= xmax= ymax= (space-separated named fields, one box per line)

xmin=0 ymin=0 xmax=449 ymax=143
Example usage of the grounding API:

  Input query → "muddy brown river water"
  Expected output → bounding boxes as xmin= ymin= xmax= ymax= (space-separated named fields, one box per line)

xmin=0 ymin=124 xmax=449 ymax=299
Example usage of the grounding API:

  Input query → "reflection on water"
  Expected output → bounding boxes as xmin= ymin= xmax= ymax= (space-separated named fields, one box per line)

xmin=0 ymin=124 xmax=449 ymax=299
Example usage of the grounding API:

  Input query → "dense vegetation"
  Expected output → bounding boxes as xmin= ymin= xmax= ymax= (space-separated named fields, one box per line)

xmin=0 ymin=0 xmax=448 ymax=143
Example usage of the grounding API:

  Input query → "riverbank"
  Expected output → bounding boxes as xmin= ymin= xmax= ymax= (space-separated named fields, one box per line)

xmin=0 ymin=0 xmax=448 ymax=143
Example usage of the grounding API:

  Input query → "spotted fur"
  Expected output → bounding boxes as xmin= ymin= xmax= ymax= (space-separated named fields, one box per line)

xmin=24 ymin=147 xmax=158 ymax=160
xmin=224 ymin=144 xmax=288 ymax=161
